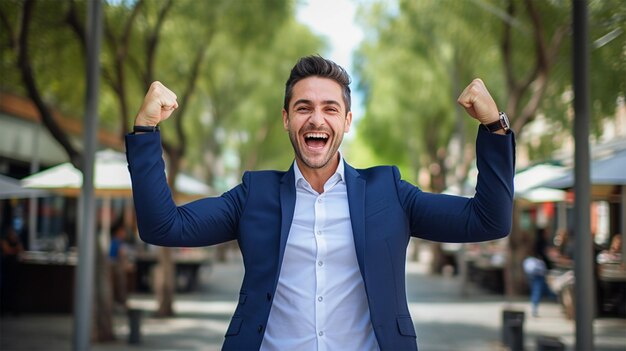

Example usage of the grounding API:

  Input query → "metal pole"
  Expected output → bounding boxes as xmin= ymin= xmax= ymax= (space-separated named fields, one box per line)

xmin=73 ymin=0 xmax=103 ymax=350
xmin=619 ymin=188 xmax=626 ymax=263
xmin=28 ymin=123 xmax=40 ymax=251
xmin=572 ymin=1 xmax=594 ymax=350
xmin=557 ymin=201 xmax=567 ymax=231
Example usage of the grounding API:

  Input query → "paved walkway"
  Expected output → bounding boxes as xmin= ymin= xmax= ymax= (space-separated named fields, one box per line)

xmin=1 ymin=253 xmax=625 ymax=351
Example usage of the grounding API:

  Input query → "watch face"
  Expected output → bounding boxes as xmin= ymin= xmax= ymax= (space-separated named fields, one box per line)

xmin=499 ymin=112 xmax=510 ymax=131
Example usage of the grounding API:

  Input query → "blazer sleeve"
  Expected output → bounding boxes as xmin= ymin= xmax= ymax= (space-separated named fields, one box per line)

xmin=397 ymin=126 xmax=515 ymax=242
xmin=125 ymin=132 xmax=246 ymax=247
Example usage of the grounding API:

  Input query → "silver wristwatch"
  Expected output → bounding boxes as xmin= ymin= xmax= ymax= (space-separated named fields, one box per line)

xmin=484 ymin=112 xmax=510 ymax=133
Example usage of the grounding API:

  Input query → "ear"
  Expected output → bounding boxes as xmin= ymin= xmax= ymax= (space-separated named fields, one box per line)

xmin=344 ymin=111 xmax=353 ymax=133
xmin=282 ymin=109 xmax=289 ymax=131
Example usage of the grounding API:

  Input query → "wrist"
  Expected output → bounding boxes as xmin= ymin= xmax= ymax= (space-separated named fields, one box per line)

xmin=134 ymin=115 xmax=158 ymax=127
xmin=483 ymin=112 xmax=510 ymax=135
xmin=132 ymin=125 xmax=160 ymax=134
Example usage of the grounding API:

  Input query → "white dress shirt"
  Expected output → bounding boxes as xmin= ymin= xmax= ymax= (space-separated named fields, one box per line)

xmin=260 ymin=157 xmax=379 ymax=351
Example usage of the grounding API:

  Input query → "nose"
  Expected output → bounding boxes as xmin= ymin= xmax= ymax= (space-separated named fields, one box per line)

xmin=308 ymin=108 xmax=325 ymax=127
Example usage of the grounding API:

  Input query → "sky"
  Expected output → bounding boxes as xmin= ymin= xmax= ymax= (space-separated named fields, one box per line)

xmin=296 ymin=0 xmax=364 ymax=72
xmin=296 ymin=0 xmax=365 ymax=123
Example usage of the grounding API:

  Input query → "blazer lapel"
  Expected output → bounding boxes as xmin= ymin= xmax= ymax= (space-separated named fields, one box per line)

xmin=276 ymin=165 xmax=296 ymax=287
xmin=345 ymin=161 xmax=367 ymax=277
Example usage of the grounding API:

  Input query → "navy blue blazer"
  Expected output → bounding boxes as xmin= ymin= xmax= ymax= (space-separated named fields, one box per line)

xmin=125 ymin=126 xmax=515 ymax=351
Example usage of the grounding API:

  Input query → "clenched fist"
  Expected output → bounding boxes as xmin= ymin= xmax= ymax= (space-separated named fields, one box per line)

xmin=457 ymin=79 xmax=503 ymax=134
xmin=135 ymin=81 xmax=178 ymax=127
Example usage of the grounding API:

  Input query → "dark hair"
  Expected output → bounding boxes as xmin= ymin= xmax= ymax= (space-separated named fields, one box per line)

xmin=283 ymin=55 xmax=352 ymax=113
xmin=111 ymin=217 xmax=125 ymax=234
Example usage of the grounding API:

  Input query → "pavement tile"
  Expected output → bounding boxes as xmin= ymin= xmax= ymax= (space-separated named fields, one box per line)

xmin=1 ymin=256 xmax=625 ymax=351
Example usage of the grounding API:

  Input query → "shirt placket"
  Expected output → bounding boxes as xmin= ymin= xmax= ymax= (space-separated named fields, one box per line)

xmin=314 ymin=192 xmax=327 ymax=350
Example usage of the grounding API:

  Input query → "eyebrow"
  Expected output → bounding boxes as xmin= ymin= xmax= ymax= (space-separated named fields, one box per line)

xmin=292 ymin=99 xmax=342 ymax=108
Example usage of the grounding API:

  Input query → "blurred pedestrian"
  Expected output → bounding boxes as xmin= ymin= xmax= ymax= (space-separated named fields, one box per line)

xmin=1 ymin=227 xmax=24 ymax=315
xmin=535 ymin=228 xmax=553 ymax=269
xmin=524 ymin=249 xmax=556 ymax=317
xmin=550 ymin=228 xmax=574 ymax=267
xmin=597 ymin=234 xmax=622 ymax=264
xmin=109 ymin=220 xmax=130 ymax=309
xmin=596 ymin=234 xmax=625 ymax=317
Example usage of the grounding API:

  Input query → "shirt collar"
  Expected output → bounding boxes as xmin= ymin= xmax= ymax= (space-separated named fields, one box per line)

xmin=293 ymin=152 xmax=345 ymax=189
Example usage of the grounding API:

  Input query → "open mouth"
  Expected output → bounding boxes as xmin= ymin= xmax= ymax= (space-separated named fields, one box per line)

xmin=304 ymin=132 xmax=329 ymax=149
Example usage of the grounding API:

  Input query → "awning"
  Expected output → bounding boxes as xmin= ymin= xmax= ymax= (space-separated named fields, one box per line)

xmin=21 ymin=149 xmax=211 ymax=198
xmin=0 ymin=174 xmax=49 ymax=200
xmin=514 ymin=164 xmax=568 ymax=202
xmin=542 ymin=148 xmax=626 ymax=189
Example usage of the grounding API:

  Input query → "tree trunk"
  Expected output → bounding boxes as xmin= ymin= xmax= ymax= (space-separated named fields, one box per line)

xmin=93 ymin=230 xmax=115 ymax=341
xmin=17 ymin=0 xmax=82 ymax=169
xmin=12 ymin=0 xmax=117 ymax=341
xmin=151 ymin=147 xmax=182 ymax=317
xmin=154 ymin=246 xmax=175 ymax=317
xmin=499 ymin=0 xmax=568 ymax=296
xmin=428 ymin=147 xmax=449 ymax=274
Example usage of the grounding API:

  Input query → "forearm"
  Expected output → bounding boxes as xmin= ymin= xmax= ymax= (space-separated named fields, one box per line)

xmin=470 ymin=125 xmax=516 ymax=236
xmin=402 ymin=126 xmax=515 ymax=242
xmin=125 ymin=132 xmax=181 ymax=246
xmin=126 ymin=132 xmax=242 ymax=247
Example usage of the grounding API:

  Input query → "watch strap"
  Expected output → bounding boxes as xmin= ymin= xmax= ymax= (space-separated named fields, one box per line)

xmin=484 ymin=112 xmax=509 ymax=133
xmin=133 ymin=125 xmax=160 ymax=133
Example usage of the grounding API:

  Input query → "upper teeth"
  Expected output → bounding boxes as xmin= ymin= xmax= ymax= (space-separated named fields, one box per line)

xmin=305 ymin=133 xmax=328 ymax=139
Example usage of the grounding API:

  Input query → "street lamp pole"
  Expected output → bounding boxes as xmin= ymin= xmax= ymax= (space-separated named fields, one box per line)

xmin=73 ymin=0 xmax=103 ymax=350
xmin=572 ymin=0 xmax=594 ymax=350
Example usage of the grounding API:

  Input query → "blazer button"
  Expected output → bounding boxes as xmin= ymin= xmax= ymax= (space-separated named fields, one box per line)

xmin=258 ymin=325 xmax=264 ymax=333
xmin=266 ymin=293 xmax=272 ymax=301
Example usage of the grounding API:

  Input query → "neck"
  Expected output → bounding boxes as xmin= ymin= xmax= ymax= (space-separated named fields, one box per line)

xmin=296 ymin=154 xmax=340 ymax=194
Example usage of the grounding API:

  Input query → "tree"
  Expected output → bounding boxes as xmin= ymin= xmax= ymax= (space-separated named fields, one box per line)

xmin=487 ymin=0 xmax=624 ymax=295
xmin=353 ymin=0 xmax=625 ymax=288
xmin=199 ymin=18 xmax=325 ymax=178
xmin=353 ymin=0 xmax=503 ymax=272
xmin=127 ymin=0 xmax=292 ymax=316
xmin=1 ymin=0 xmax=323 ymax=337
xmin=1 ymin=0 xmax=84 ymax=169
xmin=1 ymin=0 xmax=119 ymax=341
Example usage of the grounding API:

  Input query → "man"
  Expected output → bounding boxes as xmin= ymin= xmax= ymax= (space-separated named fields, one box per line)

xmin=126 ymin=55 xmax=515 ymax=350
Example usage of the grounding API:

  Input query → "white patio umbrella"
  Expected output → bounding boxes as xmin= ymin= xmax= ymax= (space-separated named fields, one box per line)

xmin=542 ymin=148 xmax=626 ymax=188
xmin=0 ymin=174 xmax=50 ymax=200
xmin=21 ymin=149 xmax=211 ymax=199
xmin=514 ymin=163 xmax=568 ymax=203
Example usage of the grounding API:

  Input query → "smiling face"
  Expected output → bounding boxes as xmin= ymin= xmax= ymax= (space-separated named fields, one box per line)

xmin=283 ymin=76 xmax=352 ymax=174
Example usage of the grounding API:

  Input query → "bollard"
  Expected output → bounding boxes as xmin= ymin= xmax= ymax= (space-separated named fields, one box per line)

xmin=536 ymin=335 xmax=565 ymax=351
xmin=501 ymin=309 xmax=524 ymax=351
xmin=128 ymin=308 xmax=142 ymax=344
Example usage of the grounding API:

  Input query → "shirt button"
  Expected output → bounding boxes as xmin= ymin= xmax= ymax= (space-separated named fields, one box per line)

xmin=318 ymin=296 xmax=323 ymax=302
xmin=318 ymin=261 xmax=323 ymax=266
xmin=318 ymin=331 xmax=324 ymax=336
xmin=316 ymin=230 xmax=322 ymax=236
xmin=317 ymin=198 xmax=322 ymax=203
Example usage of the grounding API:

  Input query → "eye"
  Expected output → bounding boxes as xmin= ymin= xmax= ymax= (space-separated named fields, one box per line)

xmin=296 ymin=106 xmax=310 ymax=112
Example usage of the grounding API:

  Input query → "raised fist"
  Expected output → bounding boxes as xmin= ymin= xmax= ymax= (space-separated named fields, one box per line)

xmin=457 ymin=78 xmax=500 ymax=126
xmin=135 ymin=81 xmax=178 ymax=126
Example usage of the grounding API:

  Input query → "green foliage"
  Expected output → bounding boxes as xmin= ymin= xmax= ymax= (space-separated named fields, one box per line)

xmin=353 ymin=0 xmax=625 ymax=183
xmin=6 ymin=0 xmax=622 ymax=188
xmin=182 ymin=17 xmax=324 ymax=186
xmin=588 ymin=0 xmax=626 ymax=117
xmin=1 ymin=0 xmax=326 ymax=187
xmin=354 ymin=0 xmax=502 ymax=184
xmin=1 ymin=0 xmax=86 ymax=118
